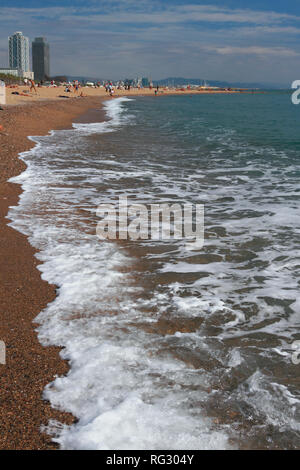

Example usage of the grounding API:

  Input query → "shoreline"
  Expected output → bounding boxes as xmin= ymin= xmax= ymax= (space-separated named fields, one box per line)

xmin=3 ymin=84 xmax=249 ymax=107
xmin=0 ymin=96 xmax=108 ymax=449
xmin=0 ymin=91 xmax=265 ymax=449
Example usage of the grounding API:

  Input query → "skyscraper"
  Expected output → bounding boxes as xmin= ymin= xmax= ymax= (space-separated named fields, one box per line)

xmin=8 ymin=32 xmax=30 ymax=74
xmin=32 ymin=37 xmax=50 ymax=81
xmin=142 ymin=77 xmax=150 ymax=88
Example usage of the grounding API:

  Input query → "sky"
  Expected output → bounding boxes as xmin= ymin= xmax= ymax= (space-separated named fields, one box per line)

xmin=1 ymin=0 xmax=300 ymax=84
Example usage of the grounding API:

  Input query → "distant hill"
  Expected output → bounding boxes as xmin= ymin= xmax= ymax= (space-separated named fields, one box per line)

xmin=56 ymin=75 xmax=287 ymax=89
xmin=66 ymin=75 xmax=104 ymax=83
xmin=152 ymin=77 xmax=286 ymax=89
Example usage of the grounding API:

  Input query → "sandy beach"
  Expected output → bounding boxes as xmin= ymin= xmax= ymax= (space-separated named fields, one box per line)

xmin=0 ymin=96 xmax=108 ymax=449
xmin=3 ymin=83 xmax=242 ymax=107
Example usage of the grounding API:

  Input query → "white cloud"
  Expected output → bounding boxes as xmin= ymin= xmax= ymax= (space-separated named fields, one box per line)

xmin=205 ymin=46 xmax=300 ymax=57
xmin=1 ymin=4 xmax=300 ymax=26
xmin=0 ymin=3 xmax=300 ymax=83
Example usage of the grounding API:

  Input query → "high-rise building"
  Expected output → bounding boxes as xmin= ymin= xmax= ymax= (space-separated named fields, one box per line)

xmin=8 ymin=31 xmax=30 ymax=74
xmin=142 ymin=77 xmax=152 ymax=88
xmin=32 ymin=37 xmax=50 ymax=81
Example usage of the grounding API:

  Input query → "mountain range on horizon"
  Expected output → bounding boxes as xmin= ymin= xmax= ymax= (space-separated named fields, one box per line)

xmin=153 ymin=77 xmax=287 ymax=89
xmin=62 ymin=75 xmax=288 ymax=89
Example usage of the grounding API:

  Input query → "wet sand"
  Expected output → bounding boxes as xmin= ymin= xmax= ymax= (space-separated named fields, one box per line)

xmin=0 ymin=96 xmax=107 ymax=449
xmin=0 ymin=89 xmax=252 ymax=450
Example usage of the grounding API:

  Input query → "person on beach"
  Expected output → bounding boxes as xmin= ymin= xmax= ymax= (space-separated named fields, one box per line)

xmin=29 ymin=79 xmax=37 ymax=94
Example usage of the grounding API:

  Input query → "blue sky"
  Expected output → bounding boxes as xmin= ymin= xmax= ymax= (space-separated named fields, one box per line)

xmin=1 ymin=1 xmax=300 ymax=84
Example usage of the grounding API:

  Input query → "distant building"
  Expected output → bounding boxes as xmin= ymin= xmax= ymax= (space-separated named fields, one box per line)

xmin=32 ymin=37 xmax=50 ymax=81
xmin=0 ymin=67 xmax=19 ymax=77
xmin=142 ymin=77 xmax=150 ymax=88
xmin=9 ymin=32 xmax=30 ymax=75
xmin=0 ymin=67 xmax=34 ymax=80
xmin=124 ymin=78 xmax=134 ymax=87
xmin=21 ymin=71 xmax=34 ymax=80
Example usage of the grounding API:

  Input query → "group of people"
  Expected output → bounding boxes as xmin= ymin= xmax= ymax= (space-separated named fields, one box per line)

xmin=24 ymin=77 xmax=84 ymax=95
xmin=22 ymin=78 xmax=161 ymax=98
xmin=104 ymin=82 xmax=115 ymax=97
xmin=64 ymin=80 xmax=81 ymax=93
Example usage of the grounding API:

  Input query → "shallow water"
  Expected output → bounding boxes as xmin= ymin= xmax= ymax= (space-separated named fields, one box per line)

xmin=8 ymin=93 xmax=300 ymax=449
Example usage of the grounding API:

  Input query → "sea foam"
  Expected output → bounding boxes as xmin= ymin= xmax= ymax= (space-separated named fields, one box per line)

xmin=8 ymin=97 xmax=232 ymax=450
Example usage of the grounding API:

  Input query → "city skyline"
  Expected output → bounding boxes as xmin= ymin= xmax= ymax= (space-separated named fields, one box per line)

xmin=1 ymin=1 xmax=300 ymax=85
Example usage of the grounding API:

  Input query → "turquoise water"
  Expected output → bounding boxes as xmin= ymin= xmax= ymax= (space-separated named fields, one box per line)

xmin=9 ymin=92 xmax=300 ymax=449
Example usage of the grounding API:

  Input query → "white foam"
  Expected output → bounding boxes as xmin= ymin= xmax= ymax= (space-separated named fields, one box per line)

xmin=73 ymin=97 xmax=135 ymax=135
xmin=238 ymin=371 xmax=300 ymax=432
xmin=7 ymin=95 xmax=300 ymax=449
xmin=7 ymin=96 xmax=232 ymax=450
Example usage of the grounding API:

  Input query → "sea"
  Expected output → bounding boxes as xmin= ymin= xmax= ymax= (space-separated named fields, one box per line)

xmin=8 ymin=91 xmax=300 ymax=450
